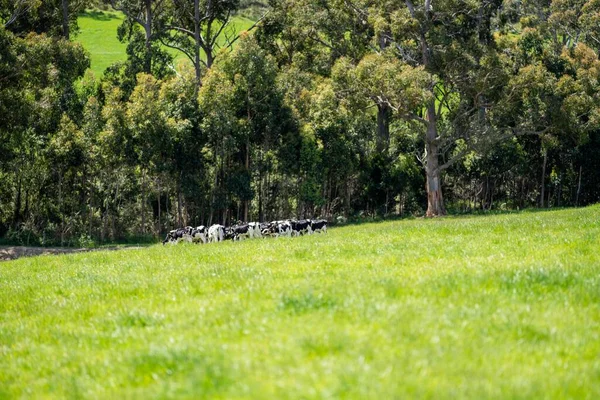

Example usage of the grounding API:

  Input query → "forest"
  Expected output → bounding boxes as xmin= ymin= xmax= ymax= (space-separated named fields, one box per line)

xmin=1 ymin=0 xmax=600 ymax=246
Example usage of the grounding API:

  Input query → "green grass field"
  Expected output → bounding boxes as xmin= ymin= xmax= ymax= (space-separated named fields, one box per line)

xmin=1 ymin=206 xmax=600 ymax=398
xmin=75 ymin=9 xmax=256 ymax=77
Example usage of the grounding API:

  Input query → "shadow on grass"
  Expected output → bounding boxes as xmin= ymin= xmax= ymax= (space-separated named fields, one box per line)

xmin=79 ymin=10 xmax=122 ymax=21
xmin=0 ymin=243 xmax=152 ymax=262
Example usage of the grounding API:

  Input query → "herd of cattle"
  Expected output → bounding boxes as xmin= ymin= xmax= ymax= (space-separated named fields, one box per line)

xmin=162 ymin=219 xmax=328 ymax=245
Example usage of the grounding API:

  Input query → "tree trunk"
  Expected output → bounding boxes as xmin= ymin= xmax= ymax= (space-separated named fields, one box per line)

xmin=206 ymin=17 xmax=214 ymax=68
xmin=258 ymin=166 xmax=264 ymax=222
xmin=376 ymin=103 xmax=390 ymax=154
xmin=157 ymin=179 xmax=161 ymax=237
xmin=61 ymin=0 xmax=69 ymax=40
xmin=540 ymin=148 xmax=547 ymax=208
xmin=141 ymin=169 xmax=146 ymax=235
xmin=424 ymin=103 xmax=446 ymax=216
xmin=101 ymin=210 xmax=107 ymax=243
xmin=59 ymin=171 xmax=64 ymax=246
xmin=13 ymin=176 xmax=21 ymax=228
xmin=557 ymin=173 xmax=562 ymax=207
xmin=89 ymin=184 xmax=94 ymax=238
xmin=576 ymin=165 xmax=582 ymax=206
xmin=144 ymin=0 xmax=152 ymax=74
xmin=194 ymin=0 xmax=202 ymax=86
xmin=244 ymin=141 xmax=249 ymax=222
xmin=24 ymin=188 xmax=29 ymax=222
xmin=177 ymin=185 xmax=183 ymax=227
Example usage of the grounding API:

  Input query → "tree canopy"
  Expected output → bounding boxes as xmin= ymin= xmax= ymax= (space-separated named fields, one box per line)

xmin=1 ymin=0 xmax=600 ymax=245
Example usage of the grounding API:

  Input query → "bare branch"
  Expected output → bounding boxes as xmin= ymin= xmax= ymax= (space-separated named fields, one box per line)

xmin=221 ymin=10 xmax=271 ymax=50
xmin=165 ymin=25 xmax=195 ymax=37
xmin=158 ymin=36 xmax=199 ymax=67
xmin=209 ymin=11 xmax=232 ymax=48
xmin=110 ymin=0 xmax=145 ymax=27
xmin=405 ymin=0 xmax=416 ymax=18
xmin=4 ymin=0 xmax=34 ymax=28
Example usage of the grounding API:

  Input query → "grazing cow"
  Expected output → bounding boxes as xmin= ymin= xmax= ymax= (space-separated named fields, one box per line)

xmin=228 ymin=224 xmax=252 ymax=241
xmin=311 ymin=219 xmax=327 ymax=233
xmin=162 ymin=227 xmax=192 ymax=245
xmin=162 ymin=229 xmax=180 ymax=245
xmin=276 ymin=220 xmax=292 ymax=237
xmin=290 ymin=219 xmax=312 ymax=236
xmin=191 ymin=225 xmax=208 ymax=244
xmin=248 ymin=222 xmax=262 ymax=239
xmin=261 ymin=221 xmax=289 ymax=237
xmin=259 ymin=222 xmax=271 ymax=237
xmin=182 ymin=226 xmax=195 ymax=242
xmin=261 ymin=222 xmax=277 ymax=237
xmin=208 ymin=224 xmax=225 ymax=243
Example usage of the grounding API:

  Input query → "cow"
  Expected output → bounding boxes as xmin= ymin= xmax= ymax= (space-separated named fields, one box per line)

xmin=191 ymin=225 xmax=208 ymax=244
xmin=162 ymin=226 xmax=192 ymax=245
xmin=248 ymin=222 xmax=262 ymax=239
xmin=290 ymin=219 xmax=312 ymax=236
xmin=208 ymin=224 xmax=225 ymax=243
xmin=310 ymin=219 xmax=327 ymax=234
xmin=162 ymin=229 xmax=181 ymax=245
xmin=260 ymin=221 xmax=289 ymax=237
xmin=228 ymin=224 xmax=252 ymax=241
xmin=261 ymin=222 xmax=277 ymax=237
xmin=259 ymin=222 xmax=271 ymax=237
xmin=274 ymin=220 xmax=292 ymax=237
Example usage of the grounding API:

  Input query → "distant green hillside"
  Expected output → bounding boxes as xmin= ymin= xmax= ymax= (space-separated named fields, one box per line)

xmin=75 ymin=9 xmax=256 ymax=77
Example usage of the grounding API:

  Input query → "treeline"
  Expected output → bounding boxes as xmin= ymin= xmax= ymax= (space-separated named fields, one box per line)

xmin=1 ymin=0 xmax=600 ymax=246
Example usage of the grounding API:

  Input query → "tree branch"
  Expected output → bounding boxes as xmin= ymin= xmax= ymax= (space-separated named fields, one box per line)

xmin=110 ymin=0 xmax=145 ymax=27
xmin=157 ymin=37 xmax=204 ymax=68
xmin=221 ymin=10 xmax=271 ymax=51
xmin=209 ymin=11 xmax=232 ymax=48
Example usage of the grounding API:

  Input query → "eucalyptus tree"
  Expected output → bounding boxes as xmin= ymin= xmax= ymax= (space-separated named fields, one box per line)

xmin=491 ymin=0 xmax=600 ymax=208
xmin=0 ymin=24 xmax=89 ymax=239
xmin=1 ymin=0 xmax=87 ymax=37
xmin=109 ymin=0 xmax=171 ymax=74
xmin=260 ymin=0 xmax=508 ymax=216
xmin=199 ymin=36 xmax=296 ymax=222
xmin=159 ymin=0 xmax=241 ymax=86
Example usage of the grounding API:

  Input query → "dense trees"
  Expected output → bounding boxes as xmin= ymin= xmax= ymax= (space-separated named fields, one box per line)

xmin=1 ymin=0 xmax=600 ymax=245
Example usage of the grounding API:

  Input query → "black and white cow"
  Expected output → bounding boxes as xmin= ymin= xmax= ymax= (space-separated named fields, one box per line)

xmin=261 ymin=221 xmax=290 ymax=237
xmin=310 ymin=219 xmax=327 ymax=233
xmin=261 ymin=222 xmax=277 ymax=237
xmin=248 ymin=222 xmax=262 ymax=239
xmin=162 ymin=229 xmax=181 ymax=245
xmin=162 ymin=226 xmax=192 ymax=244
xmin=290 ymin=219 xmax=312 ymax=236
xmin=191 ymin=225 xmax=208 ymax=243
xmin=268 ymin=220 xmax=292 ymax=237
xmin=228 ymin=224 xmax=252 ymax=241
xmin=208 ymin=224 xmax=225 ymax=243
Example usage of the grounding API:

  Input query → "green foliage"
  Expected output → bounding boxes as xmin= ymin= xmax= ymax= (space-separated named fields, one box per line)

xmin=4 ymin=0 xmax=600 ymax=243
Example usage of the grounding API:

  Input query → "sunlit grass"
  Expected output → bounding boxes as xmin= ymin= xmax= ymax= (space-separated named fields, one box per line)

xmin=1 ymin=206 xmax=600 ymax=398
xmin=75 ymin=9 xmax=256 ymax=77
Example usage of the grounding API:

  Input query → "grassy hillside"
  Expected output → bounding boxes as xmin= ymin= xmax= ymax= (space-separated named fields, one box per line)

xmin=1 ymin=206 xmax=600 ymax=398
xmin=75 ymin=9 xmax=256 ymax=77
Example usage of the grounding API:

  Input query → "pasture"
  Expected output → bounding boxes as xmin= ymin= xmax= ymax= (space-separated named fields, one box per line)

xmin=75 ymin=9 xmax=256 ymax=77
xmin=1 ymin=206 xmax=599 ymax=398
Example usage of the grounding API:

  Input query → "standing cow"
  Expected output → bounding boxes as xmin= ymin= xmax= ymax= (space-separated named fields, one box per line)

xmin=162 ymin=227 xmax=192 ymax=245
xmin=208 ymin=224 xmax=225 ymax=243
xmin=228 ymin=224 xmax=252 ymax=241
xmin=311 ymin=219 xmax=327 ymax=233
xmin=248 ymin=222 xmax=262 ymax=239
xmin=290 ymin=219 xmax=312 ymax=236
xmin=191 ymin=226 xmax=208 ymax=243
